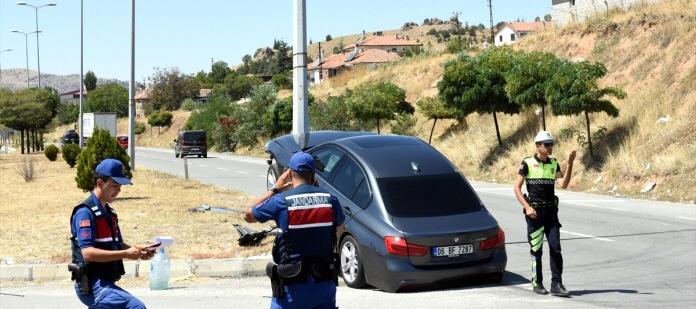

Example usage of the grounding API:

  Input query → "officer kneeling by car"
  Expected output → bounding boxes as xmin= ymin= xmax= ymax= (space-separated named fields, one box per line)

xmin=244 ymin=151 xmax=345 ymax=309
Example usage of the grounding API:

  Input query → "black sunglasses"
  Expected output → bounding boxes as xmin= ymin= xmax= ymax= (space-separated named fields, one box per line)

xmin=543 ymin=143 xmax=554 ymax=147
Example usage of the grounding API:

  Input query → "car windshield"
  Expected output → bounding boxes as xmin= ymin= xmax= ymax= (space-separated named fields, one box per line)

xmin=183 ymin=131 xmax=205 ymax=140
xmin=377 ymin=173 xmax=481 ymax=217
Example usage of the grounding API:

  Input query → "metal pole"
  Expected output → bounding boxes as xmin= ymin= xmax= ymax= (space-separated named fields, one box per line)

xmin=488 ymin=0 xmax=494 ymax=46
xmin=183 ymin=157 xmax=189 ymax=180
xmin=79 ymin=0 xmax=84 ymax=148
xmin=34 ymin=8 xmax=41 ymax=88
xmin=128 ymin=0 xmax=136 ymax=170
xmin=292 ymin=0 xmax=309 ymax=149
xmin=24 ymin=34 xmax=29 ymax=88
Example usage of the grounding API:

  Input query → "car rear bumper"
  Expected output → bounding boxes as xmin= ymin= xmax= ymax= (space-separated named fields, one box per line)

xmin=181 ymin=146 xmax=207 ymax=154
xmin=372 ymin=247 xmax=507 ymax=292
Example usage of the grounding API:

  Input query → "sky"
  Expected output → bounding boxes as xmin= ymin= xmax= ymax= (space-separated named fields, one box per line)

xmin=0 ymin=0 xmax=549 ymax=82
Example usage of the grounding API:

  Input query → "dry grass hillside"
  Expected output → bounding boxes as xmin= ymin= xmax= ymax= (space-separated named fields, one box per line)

xmin=309 ymin=0 xmax=695 ymax=203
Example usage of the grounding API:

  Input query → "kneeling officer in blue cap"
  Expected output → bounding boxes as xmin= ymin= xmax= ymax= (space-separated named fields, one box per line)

xmin=69 ymin=158 xmax=153 ymax=308
xmin=245 ymin=151 xmax=345 ymax=309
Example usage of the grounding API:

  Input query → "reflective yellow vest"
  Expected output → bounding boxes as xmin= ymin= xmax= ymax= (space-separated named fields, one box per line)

xmin=523 ymin=157 xmax=558 ymax=180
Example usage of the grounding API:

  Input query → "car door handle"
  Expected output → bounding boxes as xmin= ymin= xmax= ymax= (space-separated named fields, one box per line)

xmin=343 ymin=207 xmax=353 ymax=216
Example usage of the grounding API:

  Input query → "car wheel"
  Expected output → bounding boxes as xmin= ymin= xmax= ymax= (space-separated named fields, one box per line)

xmin=175 ymin=152 xmax=179 ymax=158
xmin=340 ymin=235 xmax=367 ymax=288
xmin=266 ymin=159 xmax=280 ymax=191
xmin=203 ymin=153 xmax=207 ymax=158
xmin=197 ymin=154 xmax=201 ymax=158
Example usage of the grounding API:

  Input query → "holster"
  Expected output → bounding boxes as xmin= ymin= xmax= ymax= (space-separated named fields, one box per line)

xmin=68 ymin=263 xmax=90 ymax=295
xmin=266 ymin=262 xmax=285 ymax=298
xmin=524 ymin=194 xmax=559 ymax=210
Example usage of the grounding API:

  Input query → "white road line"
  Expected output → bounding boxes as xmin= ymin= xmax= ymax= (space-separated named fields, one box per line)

xmin=675 ymin=216 xmax=696 ymax=221
xmin=259 ymin=175 xmax=266 ymax=178
xmin=236 ymin=171 xmax=250 ymax=175
xmin=564 ymin=199 xmax=626 ymax=203
xmin=199 ymin=164 xmax=209 ymax=168
xmin=561 ymin=229 xmax=614 ymax=242
xmin=564 ymin=202 xmax=628 ymax=212
xmin=216 ymin=167 xmax=228 ymax=171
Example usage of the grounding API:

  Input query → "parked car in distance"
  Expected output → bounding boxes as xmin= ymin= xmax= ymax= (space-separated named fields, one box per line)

xmin=265 ymin=132 xmax=507 ymax=292
xmin=116 ymin=136 xmax=128 ymax=149
xmin=174 ymin=130 xmax=207 ymax=158
xmin=60 ymin=130 xmax=80 ymax=147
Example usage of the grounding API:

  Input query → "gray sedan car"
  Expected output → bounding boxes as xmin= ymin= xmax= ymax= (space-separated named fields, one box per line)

xmin=265 ymin=131 xmax=507 ymax=292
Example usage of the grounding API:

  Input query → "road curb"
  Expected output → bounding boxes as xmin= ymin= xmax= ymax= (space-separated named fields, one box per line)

xmin=0 ymin=255 xmax=272 ymax=283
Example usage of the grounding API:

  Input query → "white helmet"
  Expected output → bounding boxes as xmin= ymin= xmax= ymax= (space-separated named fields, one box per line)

xmin=534 ymin=131 xmax=555 ymax=143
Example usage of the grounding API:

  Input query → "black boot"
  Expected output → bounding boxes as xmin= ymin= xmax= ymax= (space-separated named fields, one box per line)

xmin=533 ymin=283 xmax=549 ymax=295
xmin=550 ymin=283 xmax=570 ymax=297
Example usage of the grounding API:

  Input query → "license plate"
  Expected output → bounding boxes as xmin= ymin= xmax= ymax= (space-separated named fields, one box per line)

xmin=190 ymin=148 xmax=199 ymax=151
xmin=432 ymin=244 xmax=473 ymax=257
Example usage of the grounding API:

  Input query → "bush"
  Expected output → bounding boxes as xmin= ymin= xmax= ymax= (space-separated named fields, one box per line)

xmin=426 ymin=28 xmax=438 ymax=36
xmin=62 ymin=144 xmax=81 ymax=168
xmin=148 ymin=110 xmax=173 ymax=133
xmin=44 ymin=144 xmax=59 ymax=161
xmin=390 ymin=113 xmax=416 ymax=136
xmin=181 ymin=98 xmax=198 ymax=111
xmin=271 ymin=73 xmax=292 ymax=90
xmin=15 ymin=156 xmax=41 ymax=182
xmin=75 ymin=128 xmax=131 ymax=192
xmin=325 ymin=34 xmax=332 ymax=41
xmin=57 ymin=103 xmax=79 ymax=125
xmin=135 ymin=122 xmax=146 ymax=135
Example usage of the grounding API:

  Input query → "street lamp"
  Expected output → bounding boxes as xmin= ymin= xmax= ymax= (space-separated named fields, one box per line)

xmin=17 ymin=2 xmax=56 ymax=88
xmin=11 ymin=30 xmax=41 ymax=88
xmin=0 ymin=49 xmax=12 ymax=87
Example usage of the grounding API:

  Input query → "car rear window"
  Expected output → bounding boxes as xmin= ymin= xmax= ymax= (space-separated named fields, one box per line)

xmin=183 ymin=131 xmax=205 ymax=140
xmin=377 ymin=173 xmax=481 ymax=217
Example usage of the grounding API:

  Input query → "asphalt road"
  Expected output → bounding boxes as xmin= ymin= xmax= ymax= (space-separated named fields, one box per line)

xmin=2 ymin=147 xmax=694 ymax=308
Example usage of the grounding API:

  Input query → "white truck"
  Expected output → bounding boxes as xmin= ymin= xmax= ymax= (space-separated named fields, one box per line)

xmin=82 ymin=112 xmax=117 ymax=138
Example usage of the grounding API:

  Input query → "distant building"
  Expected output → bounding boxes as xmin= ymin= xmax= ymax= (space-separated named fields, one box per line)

xmin=551 ymin=0 xmax=659 ymax=25
xmin=59 ymin=89 xmax=87 ymax=104
xmin=343 ymin=32 xmax=422 ymax=54
xmin=308 ymin=48 xmax=401 ymax=84
xmin=494 ymin=21 xmax=552 ymax=46
xmin=196 ymin=88 xmax=212 ymax=103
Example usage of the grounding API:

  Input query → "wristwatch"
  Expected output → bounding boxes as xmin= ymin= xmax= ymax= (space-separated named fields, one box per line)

xmin=270 ymin=186 xmax=280 ymax=194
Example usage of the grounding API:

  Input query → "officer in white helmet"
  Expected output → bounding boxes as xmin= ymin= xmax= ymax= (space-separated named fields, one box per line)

xmin=514 ymin=131 xmax=576 ymax=297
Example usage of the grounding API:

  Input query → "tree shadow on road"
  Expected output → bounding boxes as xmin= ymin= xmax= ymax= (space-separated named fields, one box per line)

xmin=480 ymin=114 xmax=538 ymax=169
xmin=570 ymin=288 xmax=648 ymax=296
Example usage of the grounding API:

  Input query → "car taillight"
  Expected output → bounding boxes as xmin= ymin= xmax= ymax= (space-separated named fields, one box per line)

xmin=384 ymin=236 xmax=427 ymax=256
xmin=480 ymin=227 xmax=505 ymax=250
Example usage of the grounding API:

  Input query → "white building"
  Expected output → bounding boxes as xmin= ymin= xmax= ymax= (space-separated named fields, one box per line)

xmin=494 ymin=22 xmax=552 ymax=46
xmin=551 ymin=0 xmax=659 ymax=25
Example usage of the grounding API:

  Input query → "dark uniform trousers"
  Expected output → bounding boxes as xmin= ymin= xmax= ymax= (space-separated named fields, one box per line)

xmin=526 ymin=206 xmax=563 ymax=287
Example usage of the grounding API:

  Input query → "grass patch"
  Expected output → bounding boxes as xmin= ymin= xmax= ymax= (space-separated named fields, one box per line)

xmin=0 ymin=152 xmax=271 ymax=264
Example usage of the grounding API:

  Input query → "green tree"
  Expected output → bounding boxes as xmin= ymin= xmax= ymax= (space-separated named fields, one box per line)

xmin=0 ymin=88 xmax=53 ymax=154
xmin=325 ymin=34 xmax=332 ymax=41
xmin=271 ymin=73 xmax=292 ymax=90
xmin=147 ymin=110 xmax=173 ymax=134
xmin=417 ymin=96 xmax=462 ymax=144
xmin=505 ymin=51 xmax=561 ymax=130
xmin=265 ymin=97 xmax=293 ymax=137
xmin=85 ymin=83 xmax=129 ymax=117
xmin=62 ymin=143 xmax=81 ymax=168
xmin=310 ymin=95 xmax=358 ymax=131
xmin=57 ymin=103 xmax=79 ymax=124
xmin=75 ymin=127 xmax=131 ymax=192
xmin=438 ymin=48 xmax=521 ymax=145
xmin=544 ymin=14 xmax=552 ymax=22
xmin=84 ymin=70 xmax=97 ymax=91
xmin=44 ymin=144 xmax=59 ymax=161
xmin=210 ymin=61 xmax=230 ymax=84
xmin=546 ymin=60 xmax=625 ymax=160
xmin=217 ymin=72 xmax=262 ymax=100
xmin=147 ymin=68 xmax=199 ymax=112
xmin=185 ymin=93 xmax=238 ymax=148
xmin=347 ymin=81 xmax=411 ymax=134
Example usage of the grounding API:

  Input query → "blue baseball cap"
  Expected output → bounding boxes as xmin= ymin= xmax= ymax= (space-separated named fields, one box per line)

xmin=289 ymin=151 xmax=315 ymax=173
xmin=95 ymin=158 xmax=132 ymax=185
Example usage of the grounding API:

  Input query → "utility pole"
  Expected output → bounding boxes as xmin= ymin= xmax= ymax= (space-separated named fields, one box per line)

xmin=128 ymin=0 xmax=136 ymax=170
xmin=210 ymin=58 xmax=214 ymax=70
xmin=79 ymin=0 xmax=84 ymax=148
xmin=292 ymin=0 xmax=309 ymax=149
xmin=488 ymin=0 xmax=495 ymax=46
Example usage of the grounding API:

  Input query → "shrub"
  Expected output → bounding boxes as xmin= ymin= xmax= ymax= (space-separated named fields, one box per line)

xmin=271 ymin=73 xmax=292 ymax=90
xmin=15 ymin=156 xmax=41 ymax=182
xmin=62 ymin=144 xmax=81 ymax=168
xmin=181 ymin=98 xmax=198 ymax=111
xmin=44 ymin=144 xmax=59 ymax=161
xmin=390 ymin=113 xmax=416 ymax=136
xmin=426 ymin=28 xmax=438 ymax=36
xmin=135 ymin=122 xmax=146 ymax=135
xmin=75 ymin=128 xmax=131 ymax=192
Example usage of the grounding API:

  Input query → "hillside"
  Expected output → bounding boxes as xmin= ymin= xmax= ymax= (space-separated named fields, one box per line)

xmin=0 ymin=68 xmax=127 ymax=93
xmin=309 ymin=0 xmax=696 ymax=203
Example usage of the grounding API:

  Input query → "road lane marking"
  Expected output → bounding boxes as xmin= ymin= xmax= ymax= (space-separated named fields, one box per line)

xmin=561 ymin=229 xmax=614 ymax=242
xmin=216 ymin=167 xmax=228 ymax=171
xmin=199 ymin=164 xmax=209 ymax=168
xmin=564 ymin=202 xmax=629 ymax=212
xmin=675 ymin=216 xmax=696 ymax=221
xmin=236 ymin=171 xmax=250 ymax=175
